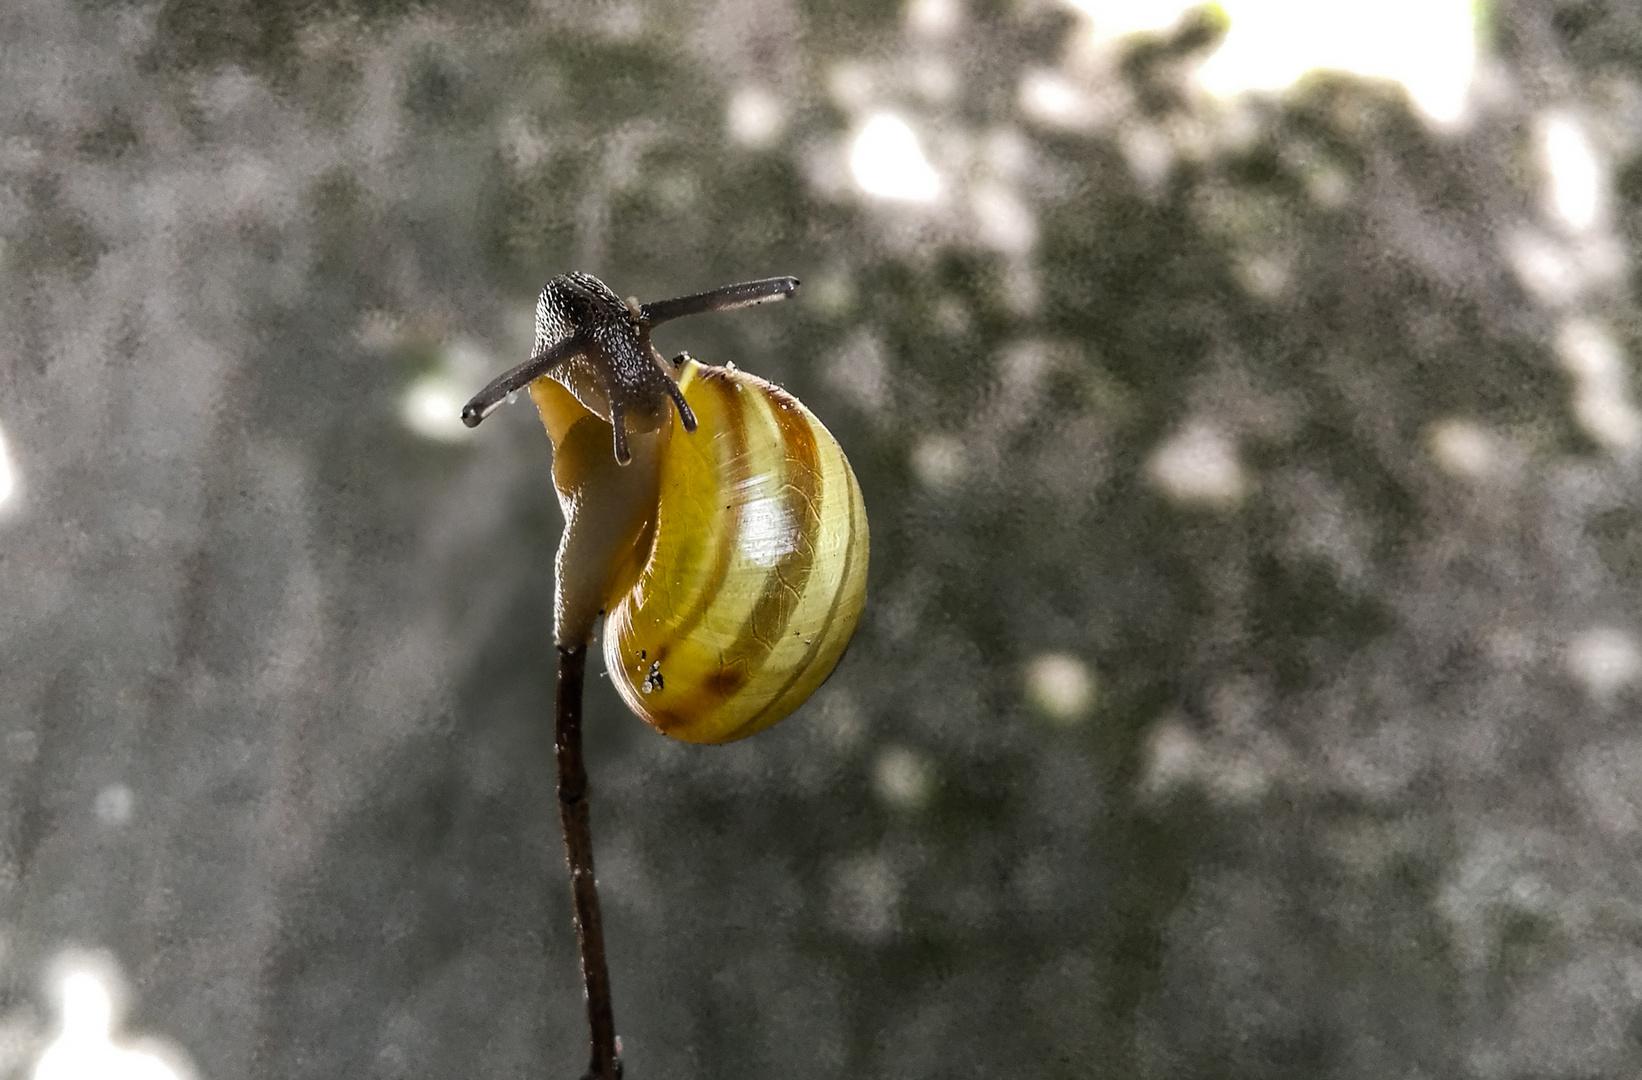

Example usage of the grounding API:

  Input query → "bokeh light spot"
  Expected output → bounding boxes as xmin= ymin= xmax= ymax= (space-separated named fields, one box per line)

xmin=828 ymin=853 xmax=900 ymax=943
xmin=1202 ymin=0 xmax=1476 ymax=124
xmin=94 ymin=784 xmax=134 ymax=826
xmin=1428 ymin=418 xmax=1497 ymax=478
xmin=970 ymin=182 xmax=1037 ymax=254
xmin=0 ymin=424 xmax=16 ymax=509
xmin=873 ymin=745 xmax=935 ymax=809
xmin=850 ymin=114 xmax=942 ymax=203
xmin=1018 ymin=69 xmax=1090 ymax=128
xmin=1064 ymin=0 xmax=1477 ymax=125
xmin=1538 ymin=111 xmax=1604 ymax=234
xmin=1142 ymin=718 xmax=1206 ymax=798
xmin=1148 ymin=422 xmax=1249 ymax=507
xmin=1557 ymin=320 xmax=1641 ymax=452
xmin=728 ymin=86 xmax=784 ymax=148
xmin=1061 ymin=0 xmax=1211 ymax=40
xmin=906 ymin=0 xmax=961 ymax=38
xmin=1567 ymin=627 xmax=1642 ymax=701
xmin=1025 ymin=653 xmax=1096 ymax=723
xmin=910 ymin=434 xmax=967 ymax=491
xmin=34 ymin=958 xmax=191 ymax=1080
xmin=402 ymin=374 xmax=476 ymax=443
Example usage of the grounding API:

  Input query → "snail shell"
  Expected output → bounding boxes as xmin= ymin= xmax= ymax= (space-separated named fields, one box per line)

xmin=530 ymin=356 xmax=869 ymax=744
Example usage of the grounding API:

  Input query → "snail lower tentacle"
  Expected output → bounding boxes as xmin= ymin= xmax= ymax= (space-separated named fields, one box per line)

xmin=608 ymin=400 xmax=631 ymax=466
xmin=664 ymin=378 xmax=698 ymax=433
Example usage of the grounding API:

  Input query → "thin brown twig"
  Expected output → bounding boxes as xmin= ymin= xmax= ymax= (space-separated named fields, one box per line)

xmin=553 ymin=643 xmax=621 ymax=1080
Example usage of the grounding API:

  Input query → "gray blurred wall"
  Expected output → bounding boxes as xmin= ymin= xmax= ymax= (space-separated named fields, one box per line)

xmin=4 ymin=0 xmax=1642 ymax=1077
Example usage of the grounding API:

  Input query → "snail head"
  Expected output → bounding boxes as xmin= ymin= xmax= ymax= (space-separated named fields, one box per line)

xmin=461 ymin=272 xmax=799 ymax=465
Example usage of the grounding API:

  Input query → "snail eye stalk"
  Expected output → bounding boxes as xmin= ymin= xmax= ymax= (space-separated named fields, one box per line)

xmin=461 ymin=336 xmax=583 ymax=428
xmin=640 ymin=276 xmax=799 ymax=326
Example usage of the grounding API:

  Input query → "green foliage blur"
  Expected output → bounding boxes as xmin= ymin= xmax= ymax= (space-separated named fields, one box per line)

xmin=4 ymin=0 xmax=1642 ymax=1078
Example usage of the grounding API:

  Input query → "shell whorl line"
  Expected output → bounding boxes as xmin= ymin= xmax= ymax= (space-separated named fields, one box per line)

xmin=460 ymin=274 xmax=800 ymax=464
xmin=604 ymin=356 xmax=870 ymax=744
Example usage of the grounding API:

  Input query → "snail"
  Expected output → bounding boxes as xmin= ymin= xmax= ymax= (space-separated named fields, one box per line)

xmin=463 ymin=273 xmax=869 ymax=744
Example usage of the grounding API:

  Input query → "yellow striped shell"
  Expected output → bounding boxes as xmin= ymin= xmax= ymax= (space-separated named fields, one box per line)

xmin=530 ymin=357 xmax=869 ymax=744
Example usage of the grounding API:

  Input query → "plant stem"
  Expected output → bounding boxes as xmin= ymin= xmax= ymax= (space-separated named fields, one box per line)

xmin=554 ymin=643 xmax=621 ymax=1080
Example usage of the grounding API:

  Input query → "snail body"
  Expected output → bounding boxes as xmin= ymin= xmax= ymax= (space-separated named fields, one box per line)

xmin=470 ymin=273 xmax=868 ymax=744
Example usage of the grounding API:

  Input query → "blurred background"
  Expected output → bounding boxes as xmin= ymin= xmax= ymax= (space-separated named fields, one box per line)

xmin=4 ymin=0 xmax=1642 ymax=1076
